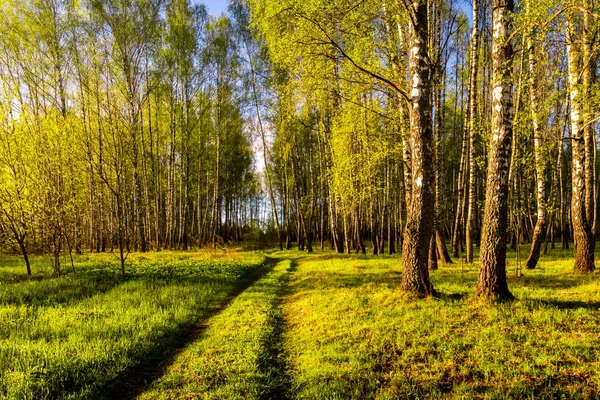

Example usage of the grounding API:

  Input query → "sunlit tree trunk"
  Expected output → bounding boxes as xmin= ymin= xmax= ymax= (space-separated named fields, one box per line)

xmin=465 ymin=0 xmax=479 ymax=264
xmin=452 ymin=92 xmax=468 ymax=257
xmin=583 ymin=0 xmax=596 ymax=238
xmin=567 ymin=14 xmax=595 ymax=273
xmin=401 ymin=0 xmax=435 ymax=296
xmin=431 ymin=0 xmax=452 ymax=266
xmin=476 ymin=0 xmax=515 ymax=300
xmin=524 ymin=17 xmax=547 ymax=270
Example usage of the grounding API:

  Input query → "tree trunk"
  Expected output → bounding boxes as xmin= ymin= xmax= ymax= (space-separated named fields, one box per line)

xmin=524 ymin=17 xmax=547 ymax=270
xmin=476 ymin=0 xmax=515 ymax=300
xmin=465 ymin=0 xmax=479 ymax=264
xmin=433 ymin=32 xmax=452 ymax=265
xmin=452 ymin=48 xmax=468 ymax=258
xmin=428 ymin=234 xmax=438 ymax=270
xmin=401 ymin=0 xmax=435 ymax=296
xmin=560 ymin=103 xmax=569 ymax=250
xmin=436 ymin=231 xmax=452 ymax=264
xmin=583 ymin=0 xmax=596 ymax=232
xmin=17 ymin=237 xmax=31 ymax=277
xmin=567 ymin=15 xmax=595 ymax=273
xmin=583 ymin=0 xmax=596 ymax=238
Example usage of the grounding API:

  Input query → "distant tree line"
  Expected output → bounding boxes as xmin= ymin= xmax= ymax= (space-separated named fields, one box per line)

xmin=0 ymin=0 xmax=262 ymax=276
xmin=1 ymin=0 xmax=598 ymax=300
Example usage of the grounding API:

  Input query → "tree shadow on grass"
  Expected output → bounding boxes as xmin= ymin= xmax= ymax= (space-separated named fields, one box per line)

xmin=293 ymin=269 xmax=404 ymax=291
xmin=85 ymin=258 xmax=278 ymax=400
xmin=432 ymin=270 xmax=478 ymax=285
xmin=536 ymin=299 xmax=600 ymax=310
xmin=0 ymin=273 xmax=122 ymax=307
xmin=290 ymin=259 xmax=475 ymax=303
xmin=0 ymin=262 xmax=246 ymax=308
xmin=435 ymin=292 xmax=468 ymax=302
xmin=516 ymin=274 xmax=588 ymax=290
xmin=301 ymin=253 xmax=376 ymax=263
xmin=0 ymin=272 xmax=46 ymax=284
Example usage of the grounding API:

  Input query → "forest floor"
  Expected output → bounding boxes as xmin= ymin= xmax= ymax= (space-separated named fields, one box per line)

xmin=0 ymin=246 xmax=599 ymax=399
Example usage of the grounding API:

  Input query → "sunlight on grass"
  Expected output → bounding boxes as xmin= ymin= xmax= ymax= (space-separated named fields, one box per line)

xmin=283 ymin=247 xmax=600 ymax=399
xmin=139 ymin=257 xmax=293 ymax=400
xmin=1 ymin=246 xmax=599 ymax=399
xmin=0 ymin=251 xmax=266 ymax=399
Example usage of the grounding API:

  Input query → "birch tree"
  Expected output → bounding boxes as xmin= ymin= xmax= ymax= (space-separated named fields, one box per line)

xmin=523 ymin=0 xmax=547 ymax=270
xmin=465 ymin=0 xmax=479 ymax=264
xmin=476 ymin=0 xmax=515 ymax=300
xmin=400 ymin=0 xmax=436 ymax=295
xmin=567 ymin=8 xmax=595 ymax=273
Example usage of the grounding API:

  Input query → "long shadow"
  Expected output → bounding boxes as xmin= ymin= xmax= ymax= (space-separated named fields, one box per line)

xmin=296 ymin=253 xmax=375 ymax=263
xmin=256 ymin=259 xmax=297 ymax=400
xmin=436 ymin=292 xmax=468 ymax=302
xmin=0 ymin=273 xmax=122 ymax=307
xmin=293 ymin=269 xmax=404 ymax=291
xmin=536 ymin=299 xmax=600 ymax=310
xmin=432 ymin=269 xmax=478 ymax=285
xmin=289 ymin=259 xmax=472 ymax=301
xmin=0 ymin=262 xmax=244 ymax=308
xmin=516 ymin=274 xmax=588 ymax=290
xmin=92 ymin=258 xmax=278 ymax=400
xmin=0 ymin=272 xmax=46 ymax=284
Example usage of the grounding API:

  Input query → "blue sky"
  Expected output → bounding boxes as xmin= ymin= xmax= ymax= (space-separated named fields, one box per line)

xmin=460 ymin=0 xmax=472 ymax=24
xmin=199 ymin=0 xmax=229 ymax=16
xmin=197 ymin=0 xmax=472 ymax=26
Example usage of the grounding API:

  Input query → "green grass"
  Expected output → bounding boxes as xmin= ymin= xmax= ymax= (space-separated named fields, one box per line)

xmin=139 ymin=256 xmax=294 ymax=400
xmin=1 ymin=246 xmax=600 ymax=399
xmin=0 ymin=249 xmax=267 ymax=399
xmin=281 ymin=247 xmax=600 ymax=399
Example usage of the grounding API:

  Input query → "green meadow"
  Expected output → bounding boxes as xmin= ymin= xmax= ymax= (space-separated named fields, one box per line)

xmin=0 ymin=247 xmax=599 ymax=399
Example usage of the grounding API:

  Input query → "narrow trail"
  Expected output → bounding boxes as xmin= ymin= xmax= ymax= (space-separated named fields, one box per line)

xmin=100 ymin=257 xmax=280 ymax=400
xmin=256 ymin=259 xmax=297 ymax=400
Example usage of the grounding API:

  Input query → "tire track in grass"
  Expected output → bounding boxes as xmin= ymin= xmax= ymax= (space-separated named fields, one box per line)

xmin=136 ymin=257 xmax=295 ymax=400
xmin=256 ymin=259 xmax=297 ymax=400
xmin=100 ymin=257 xmax=278 ymax=400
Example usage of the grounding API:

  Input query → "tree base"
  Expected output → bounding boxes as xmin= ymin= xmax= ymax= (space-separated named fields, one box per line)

xmin=401 ymin=284 xmax=438 ymax=298
xmin=574 ymin=262 xmax=595 ymax=273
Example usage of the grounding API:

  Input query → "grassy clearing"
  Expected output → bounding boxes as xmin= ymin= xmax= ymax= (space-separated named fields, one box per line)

xmin=1 ymin=246 xmax=599 ymax=399
xmin=282 ymin=248 xmax=600 ymax=399
xmin=0 ymin=249 xmax=266 ymax=399
xmin=139 ymin=256 xmax=294 ymax=400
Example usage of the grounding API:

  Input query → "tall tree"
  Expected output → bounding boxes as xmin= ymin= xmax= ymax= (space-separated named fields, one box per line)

xmin=465 ymin=0 xmax=479 ymax=264
xmin=524 ymin=0 xmax=547 ymax=270
xmin=567 ymin=7 xmax=595 ymax=273
xmin=476 ymin=0 xmax=515 ymax=300
xmin=401 ymin=0 xmax=436 ymax=296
